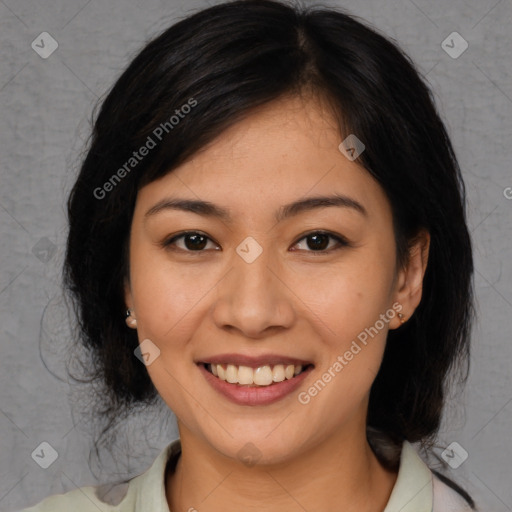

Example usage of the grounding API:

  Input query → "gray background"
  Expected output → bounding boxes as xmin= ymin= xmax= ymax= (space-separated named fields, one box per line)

xmin=1 ymin=0 xmax=511 ymax=510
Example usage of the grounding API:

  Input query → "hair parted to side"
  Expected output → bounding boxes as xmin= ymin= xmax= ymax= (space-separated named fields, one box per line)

xmin=64 ymin=0 xmax=474 ymax=483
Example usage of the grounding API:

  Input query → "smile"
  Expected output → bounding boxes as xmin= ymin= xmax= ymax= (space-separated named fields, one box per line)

xmin=204 ymin=363 xmax=311 ymax=387
xmin=197 ymin=356 xmax=314 ymax=406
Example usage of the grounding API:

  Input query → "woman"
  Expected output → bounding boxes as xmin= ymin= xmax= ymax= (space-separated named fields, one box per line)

xmin=17 ymin=0 xmax=476 ymax=510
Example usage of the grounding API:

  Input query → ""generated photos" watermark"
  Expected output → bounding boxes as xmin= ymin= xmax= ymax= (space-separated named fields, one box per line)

xmin=298 ymin=302 xmax=403 ymax=405
xmin=93 ymin=98 xmax=197 ymax=200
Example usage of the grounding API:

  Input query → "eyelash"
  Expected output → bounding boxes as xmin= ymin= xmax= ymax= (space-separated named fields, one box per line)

xmin=161 ymin=230 xmax=350 ymax=255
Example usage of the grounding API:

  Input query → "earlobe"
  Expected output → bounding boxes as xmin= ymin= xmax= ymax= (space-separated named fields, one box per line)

xmin=124 ymin=279 xmax=137 ymax=329
xmin=125 ymin=308 xmax=138 ymax=329
xmin=391 ymin=230 xmax=430 ymax=329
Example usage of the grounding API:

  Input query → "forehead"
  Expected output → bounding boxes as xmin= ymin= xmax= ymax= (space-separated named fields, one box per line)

xmin=135 ymin=95 xmax=391 ymax=224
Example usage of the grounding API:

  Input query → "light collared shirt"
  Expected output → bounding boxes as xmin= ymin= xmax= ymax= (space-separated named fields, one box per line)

xmin=14 ymin=438 xmax=473 ymax=512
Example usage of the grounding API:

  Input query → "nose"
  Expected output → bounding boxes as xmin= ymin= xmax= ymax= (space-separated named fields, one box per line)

xmin=211 ymin=243 xmax=296 ymax=339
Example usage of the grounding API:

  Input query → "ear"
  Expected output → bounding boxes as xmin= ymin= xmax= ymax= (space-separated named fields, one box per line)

xmin=390 ymin=229 xmax=430 ymax=329
xmin=124 ymin=278 xmax=137 ymax=329
xmin=124 ymin=277 xmax=134 ymax=311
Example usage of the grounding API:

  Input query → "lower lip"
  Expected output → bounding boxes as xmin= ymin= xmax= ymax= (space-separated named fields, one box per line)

xmin=198 ymin=364 xmax=313 ymax=406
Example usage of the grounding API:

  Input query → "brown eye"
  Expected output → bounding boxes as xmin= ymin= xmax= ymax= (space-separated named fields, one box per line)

xmin=163 ymin=232 xmax=220 ymax=252
xmin=292 ymin=231 xmax=349 ymax=253
xmin=182 ymin=233 xmax=208 ymax=250
xmin=305 ymin=233 xmax=330 ymax=251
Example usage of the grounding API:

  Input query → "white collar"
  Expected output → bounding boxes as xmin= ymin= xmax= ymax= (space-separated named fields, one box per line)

xmin=117 ymin=437 xmax=470 ymax=512
xmin=383 ymin=440 xmax=433 ymax=512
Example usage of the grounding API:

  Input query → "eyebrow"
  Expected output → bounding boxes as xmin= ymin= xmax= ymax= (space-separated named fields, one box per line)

xmin=144 ymin=193 xmax=367 ymax=223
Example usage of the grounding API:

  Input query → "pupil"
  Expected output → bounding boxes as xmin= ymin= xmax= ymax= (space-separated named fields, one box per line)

xmin=185 ymin=234 xmax=207 ymax=250
xmin=308 ymin=234 xmax=329 ymax=251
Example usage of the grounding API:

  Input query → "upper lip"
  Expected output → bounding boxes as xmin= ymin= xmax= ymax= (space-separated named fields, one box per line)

xmin=197 ymin=353 xmax=314 ymax=368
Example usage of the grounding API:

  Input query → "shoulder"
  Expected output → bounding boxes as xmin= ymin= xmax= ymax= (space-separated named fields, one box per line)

xmin=432 ymin=473 xmax=475 ymax=512
xmin=13 ymin=439 xmax=181 ymax=512
xmin=371 ymin=432 xmax=475 ymax=512
xmin=13 ymin=481 xmax=133 ymax=512
xmin=12 ymin=483 xmax=126 ymax=512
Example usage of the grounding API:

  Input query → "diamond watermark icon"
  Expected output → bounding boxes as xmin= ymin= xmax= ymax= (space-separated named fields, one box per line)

xmin=31 ymin=441 xmax=59 ymax=469
xmin=32 ymin=237 xmax=57 ymax=263
xmin=237 ymin=442 xmax=262 ymax=467
xmin=31 ymin=32 xmax=59 ymax=59
xmin=441 ymin=32 xmax=468 ymax=59
xmin=236 ymin=236 xmax=263 ymax=264
xmin=338 ymin=134 xmax=365 ymax=161
xmin=441 ymin=441 xmax=468 ymax=469
xmin=134 ymin=338 xmax=161 ymax=366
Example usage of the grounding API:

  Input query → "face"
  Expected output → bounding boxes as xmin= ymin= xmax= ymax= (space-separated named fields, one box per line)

xmin=125 ymin=94 xmax=427 ymax=465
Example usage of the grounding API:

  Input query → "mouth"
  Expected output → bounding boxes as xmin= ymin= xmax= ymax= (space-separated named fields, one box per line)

xmin=200 ymin=362 xmax=314 ymax=387
xmin=196 ymin=354 xmax=315 ymax=405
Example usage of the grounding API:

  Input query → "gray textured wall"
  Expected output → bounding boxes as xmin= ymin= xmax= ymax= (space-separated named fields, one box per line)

xmin=1 ymin=0 xmax=511 ymax=510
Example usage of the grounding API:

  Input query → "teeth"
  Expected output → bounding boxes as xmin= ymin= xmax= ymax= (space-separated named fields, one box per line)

xmin=253 ymin=366 xmax=273 ymax=385
xmin=226 ymin=364 xmax=238 ymax=384
xmin=207 ymin=363 xmax=305 ymax=386
xmin=272 ymin=364 xmax=285 ymax=382
xmin=285 ymin=364 xmax=295 ymax=379
xmin=238 ymin=365 xmax=254 ymax=385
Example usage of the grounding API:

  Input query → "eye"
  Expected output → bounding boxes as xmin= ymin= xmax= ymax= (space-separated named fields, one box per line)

xmin=162 ymin=231 xmax=220 ymax=252
xmin=162 ymin=230 xmax=349 ymax=254
xmin=291 ymin=231 xmax=349 ymax=254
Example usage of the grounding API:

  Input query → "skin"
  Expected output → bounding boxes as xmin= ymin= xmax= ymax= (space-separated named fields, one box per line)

xmin=124 ymin=94 xmax=430 ymax=512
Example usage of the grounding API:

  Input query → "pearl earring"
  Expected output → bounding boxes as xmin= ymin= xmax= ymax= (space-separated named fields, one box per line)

xmin=397 ymin=312 xmax=406 ymax=325
xmin=125 ymin=308 xmax=137 ymax=328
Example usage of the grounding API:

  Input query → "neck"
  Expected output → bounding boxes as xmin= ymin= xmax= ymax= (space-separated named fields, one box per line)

xmin=166 ymin=425 xmax=398 ymax=512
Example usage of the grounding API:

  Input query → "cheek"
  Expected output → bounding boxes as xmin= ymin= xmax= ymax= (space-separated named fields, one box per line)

xmin=299 ymin=273 xmax=392 ymax=419
xmin=296 ymin=257 xmax=395 ymax=344
xmin=129 ymin=244 xmax=210 ymax=341
xmin=128 ymin=254 xmax=210 ymax=412
xmin=291 ymin=253 xmax=395 ymax=404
